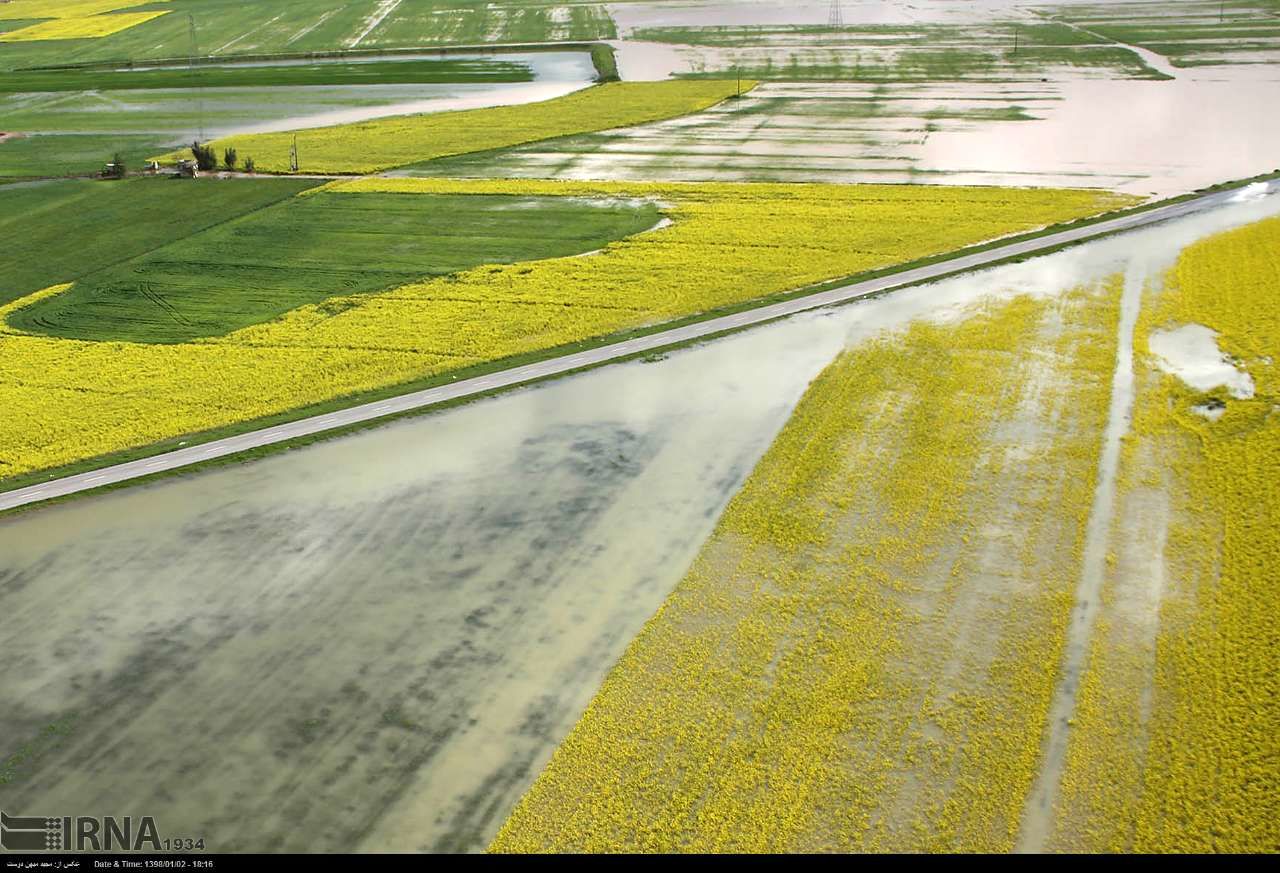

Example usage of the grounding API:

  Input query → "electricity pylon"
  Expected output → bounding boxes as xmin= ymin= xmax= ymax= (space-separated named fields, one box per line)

xmin=828 ymin=0 xmax=844 ymax=29
xmin=189 ymin=13 xmax=205 ymax=143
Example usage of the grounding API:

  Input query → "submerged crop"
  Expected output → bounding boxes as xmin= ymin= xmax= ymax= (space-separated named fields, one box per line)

xmin=493 ymin=212 xmax=1280 ymax=854
xmin=1053 ymin=215 xmax=1280 ymax=853
xmin=491 ymin=280 xmax=1124 ymax=852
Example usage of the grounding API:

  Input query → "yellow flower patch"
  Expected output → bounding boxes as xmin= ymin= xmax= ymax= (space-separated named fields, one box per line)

xmin=0 ymin=10 xmax=169 ymax=42
xmin=0 ymin=179 xmax=1130 ymax=482
xmin=1053 ymin=216 xmax=1280 ymax=852
xmin=0 ymin=0 xmax=167 ymax=19
xmin=492 ymin=281 xmax=1125 ymax=851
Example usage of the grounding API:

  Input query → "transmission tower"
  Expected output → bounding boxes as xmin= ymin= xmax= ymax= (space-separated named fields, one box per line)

xmin=828 ymin=0 xmax=844 ymax=29
xmin=188 ymin=13 xmax=205 ymax=143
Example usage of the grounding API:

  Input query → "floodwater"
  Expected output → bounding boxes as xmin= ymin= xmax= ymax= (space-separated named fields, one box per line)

xmin=1148 ymin=324 xmax=1256 ymax=399
xmin=497 ymin=61 xmax=1279 ymax=197
xmin=163 ymin=49 xmax=594 ymax=140
xmin=595 ymin=1 xmax=1280 ymax=196
xmin=918 ymin=69 xmax=1280 ymax=196
xmin=608 ymin=0 xmax=1028 ymax=33
xmin=0 ymin=311 xmax=848 ymax=854
xmin=1 ymin=187 xmax=1277 ymax=853
xmin=210 ymin=79 xmax=590 ymax=139
xmin=606 ymin=0 xmax=1138 ymax=80
xmin=125 ymin=50 xmax=593 ymax=76
xmin=0 ymin=51 xmax=595 ymax=145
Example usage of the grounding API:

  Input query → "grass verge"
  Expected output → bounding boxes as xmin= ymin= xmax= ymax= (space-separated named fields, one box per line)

xmin=590 ymin=43 xmax=619 ymax=82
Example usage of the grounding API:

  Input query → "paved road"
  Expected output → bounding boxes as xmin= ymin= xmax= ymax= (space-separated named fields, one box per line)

xmin=0 ymin=184 xmax=1267 ymax=514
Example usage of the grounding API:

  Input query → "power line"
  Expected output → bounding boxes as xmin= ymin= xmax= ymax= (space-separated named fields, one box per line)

xmin=828 ymin=0 xmax=843 ymax=30
xmin=188 ymin=13 xmax=205 ymax=143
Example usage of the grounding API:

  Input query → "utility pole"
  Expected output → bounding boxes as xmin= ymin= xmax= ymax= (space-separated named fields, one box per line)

xmin=290 ymin=134 xmax=299 ymax=173
xmin=828 ymin=0 xmax=843 ymax=30
xmin=188 ymin=13 xmax=205 ymax=143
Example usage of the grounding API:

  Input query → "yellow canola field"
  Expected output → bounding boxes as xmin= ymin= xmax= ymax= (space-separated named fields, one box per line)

xmin=0 ymin=11 xmax=169 ymax=41
xmin=0 ymin=179 xmax=1130 ymax=482
xmin=0 ymin=0 xmax=166 ymax=19
xmin=492 ymin=280 xmax=1124 ymax=852
xmin=1052 ymin=216 xmax=1280 ymax=852
xmin=159 ymin=81 xmax=753 ymax=175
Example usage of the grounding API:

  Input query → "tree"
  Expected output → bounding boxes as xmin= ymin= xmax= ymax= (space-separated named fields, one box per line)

xmin=223 ymin=147 xmax=238 ymax=170
xmin=190 ymin=141 xmax=217 ymax=172
xmin=243 ymin=156 xmax=256 ymax=174
xmin=105 ymin=152 xmax=126 ymax=179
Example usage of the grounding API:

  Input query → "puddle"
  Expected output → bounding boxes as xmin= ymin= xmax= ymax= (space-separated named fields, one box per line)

xmin=1231 ymin=181 xmax=1274 ymax=203
xmin=1148 ymin=323 xmax=1256 ymax=399
xmin=1191 ymin=399 xmax=1227 ymax=421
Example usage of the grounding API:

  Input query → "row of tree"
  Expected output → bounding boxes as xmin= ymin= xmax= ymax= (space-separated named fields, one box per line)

xmin=190 ymin=142 xmax=255 ymax=173
xmin=101 ymin=143 xmax=257 ymax=179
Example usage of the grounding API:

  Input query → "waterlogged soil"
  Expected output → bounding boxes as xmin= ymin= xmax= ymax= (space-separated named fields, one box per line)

xmin=1147 ymin=323 xmax=1256 ymax=399
xmin=0 ymin=314 xmax=850 ymax=853
xmin=486 ymin=186 xmax=1280 ymax=853
xmin=566 ymin=2 xmax=1280 ymax=197
xmin=0 ymin=51 xmax=594 ymax=146
xmin=609 ymin=0 xmax=1029 ymax=33
xmin=1 ymin=190 xmax=1276 ymax=852
xmin=411 ymin=69 xmax=1280 ymax=197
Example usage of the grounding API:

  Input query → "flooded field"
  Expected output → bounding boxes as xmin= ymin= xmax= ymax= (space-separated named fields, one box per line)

xmin=0 ymin=50 xmax=594 ymax=146
xmin=610 ymin=0 xmax=1042 ymax=32
xmin=487 ymin=178 xmax=1280 ymax=855
xmin=406 ymin=65 xmax=1279 ymax=196
xmin=410 ymin=1 xmax=1261 ymax=196
xmin=604 ymin=0 xmax=1263 ymax=80
xmin=1 ymin=188 xmax=1275 ymax=852
xmin=0 ymin=310 xmax=848 ymax=853
xmin=1049 ymin=0 xmax=1280 ymax=68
